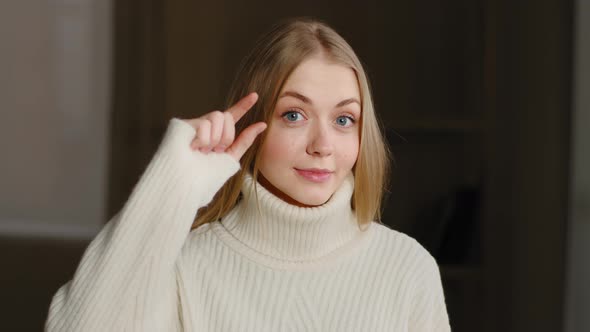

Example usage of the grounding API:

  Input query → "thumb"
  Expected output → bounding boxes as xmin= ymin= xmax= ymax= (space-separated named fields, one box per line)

xmin=226 ymin=122 xmax=267 ymax=161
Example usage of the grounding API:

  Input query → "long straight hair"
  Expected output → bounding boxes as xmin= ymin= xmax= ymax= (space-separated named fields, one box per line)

xmin=191 ymin=17 xmax=391 ymax=231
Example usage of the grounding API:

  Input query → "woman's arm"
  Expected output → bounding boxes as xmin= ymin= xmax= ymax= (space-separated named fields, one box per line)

xmin=44 ymin=118 xmax=240 ymax=332
xmin=408 ymin=254 xmax=452 ymax=332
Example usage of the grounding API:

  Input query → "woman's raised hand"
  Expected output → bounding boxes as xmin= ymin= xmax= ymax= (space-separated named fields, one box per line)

xmin=183 ymin=92 xmax=267 ymax=162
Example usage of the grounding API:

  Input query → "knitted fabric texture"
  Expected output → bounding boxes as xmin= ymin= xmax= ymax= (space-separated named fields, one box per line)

xmin=45 ymin=118 xmax=451 ymax=331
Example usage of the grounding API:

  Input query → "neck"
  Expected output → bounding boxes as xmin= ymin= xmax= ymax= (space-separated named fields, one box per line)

xmin=219 ymin=171 xmax=365 ymax=262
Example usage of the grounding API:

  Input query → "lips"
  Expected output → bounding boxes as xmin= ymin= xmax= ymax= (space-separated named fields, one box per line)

xmin=294 ymin=168 xmax=333 ymax=183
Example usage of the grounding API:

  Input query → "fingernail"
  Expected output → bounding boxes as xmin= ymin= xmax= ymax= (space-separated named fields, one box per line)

xmin=214 ymin=145 xmax=226 ymax=152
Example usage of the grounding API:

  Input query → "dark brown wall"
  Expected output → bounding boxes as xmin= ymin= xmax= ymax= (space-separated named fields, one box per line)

xmin=495 ymin=0 xmax=572 ymax=330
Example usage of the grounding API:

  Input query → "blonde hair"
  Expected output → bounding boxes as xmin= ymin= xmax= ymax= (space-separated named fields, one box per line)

xmin=191 ymin=17 xmax=391 ymax=232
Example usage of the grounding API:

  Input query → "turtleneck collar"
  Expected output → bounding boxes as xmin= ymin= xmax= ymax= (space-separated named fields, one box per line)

xmin=215 ymin=171 xmax=371 ymax=268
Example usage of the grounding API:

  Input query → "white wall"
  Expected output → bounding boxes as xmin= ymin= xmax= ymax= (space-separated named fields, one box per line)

xmin=564 ymin=0 xmax=590 ymax=331
xmin=0 ymin=0 xmax=111 ymax=240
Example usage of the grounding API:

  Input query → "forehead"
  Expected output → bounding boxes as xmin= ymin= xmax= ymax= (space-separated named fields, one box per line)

xmin=280 ymin=56 xmax=360 ymax=102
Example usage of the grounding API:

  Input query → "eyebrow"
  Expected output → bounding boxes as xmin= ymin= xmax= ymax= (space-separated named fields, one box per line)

xmin=279 ymin=91 xmax=361 ymax=108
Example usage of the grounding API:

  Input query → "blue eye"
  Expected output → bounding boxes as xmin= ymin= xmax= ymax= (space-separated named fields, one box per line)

xmin=282 ymin=110 xmax=304 ymax=122
xmin=336 ymin=116 xmax=355 ymax=127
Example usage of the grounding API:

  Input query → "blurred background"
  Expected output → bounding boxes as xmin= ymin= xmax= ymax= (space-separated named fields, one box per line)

xmin=0 ymin=0 xmax=587 ymax=331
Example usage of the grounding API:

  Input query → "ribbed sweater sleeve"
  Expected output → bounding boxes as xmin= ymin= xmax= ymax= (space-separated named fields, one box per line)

xmin=409 ymin=252 xmax=451 ymax=332
xmin=44 ymin=118 xmax=240 ymax=332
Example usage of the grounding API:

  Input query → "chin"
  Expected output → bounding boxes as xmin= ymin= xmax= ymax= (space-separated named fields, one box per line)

xmin=288 ymin=174 xmax=341 ymax=206
xmin=289 ymin=187 xmax=334 ymax=206
xmin=258 ymin=169 xmax=339 ymax=207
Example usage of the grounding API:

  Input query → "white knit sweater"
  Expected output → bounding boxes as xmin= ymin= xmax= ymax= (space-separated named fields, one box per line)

xmin=45 ymin=118 xmax=451 ymax=331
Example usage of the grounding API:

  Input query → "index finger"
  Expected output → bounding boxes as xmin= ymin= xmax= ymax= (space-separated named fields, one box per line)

xmin=226 ymin=92 xmax=259 ymax=122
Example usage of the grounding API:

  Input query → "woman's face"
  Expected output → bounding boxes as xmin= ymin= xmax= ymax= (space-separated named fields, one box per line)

xmin=257 ymin=55 xmax=361 ymax=207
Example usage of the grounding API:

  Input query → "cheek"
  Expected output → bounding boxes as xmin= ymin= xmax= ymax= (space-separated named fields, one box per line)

xmin=339 ymin=137 xmax=360 ymax=169
xmin=260 ymin=129 xmax=299 ymax=165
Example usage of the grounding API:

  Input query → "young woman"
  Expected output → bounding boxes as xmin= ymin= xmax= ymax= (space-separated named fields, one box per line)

xmin=45 ymin=18 xmax=450 ymax=331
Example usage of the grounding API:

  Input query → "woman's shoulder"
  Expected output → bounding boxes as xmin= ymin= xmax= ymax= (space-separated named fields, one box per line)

xmin=186 ymin=221 xmax=216 ymax=242
xmin=368 ymin=221 xmax=438 ymax=269
xmin=369 ymin=221 xmax=423 ymax=247
xmin=179 ymin=222 xmax=218 ymax=256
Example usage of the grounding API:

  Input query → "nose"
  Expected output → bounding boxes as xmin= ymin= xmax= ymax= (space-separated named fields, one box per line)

xmin=306 ymin=123 xmax=334 ymax=157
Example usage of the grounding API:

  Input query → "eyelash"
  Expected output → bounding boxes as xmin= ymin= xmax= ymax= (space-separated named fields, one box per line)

xmin=281 ymin=109 xmax=356 ymax=127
